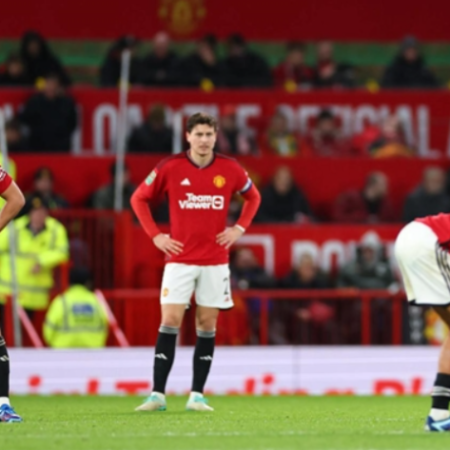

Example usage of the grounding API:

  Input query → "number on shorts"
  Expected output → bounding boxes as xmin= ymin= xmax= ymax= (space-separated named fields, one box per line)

xmin=223 ymin=277 xmax=229 ymax=295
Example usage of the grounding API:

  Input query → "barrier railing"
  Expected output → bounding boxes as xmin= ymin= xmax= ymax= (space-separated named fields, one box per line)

xmin=100 ymin=289 xmax=406 ymax=346
xmin=51 ymin=210 xmax=134 ymax=288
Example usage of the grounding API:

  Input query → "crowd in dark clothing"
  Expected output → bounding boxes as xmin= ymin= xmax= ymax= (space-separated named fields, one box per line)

xmin=0 ymin=32 xmax=441 ymax=90
xmin=0 ymin=31 xmax=70 ymax=88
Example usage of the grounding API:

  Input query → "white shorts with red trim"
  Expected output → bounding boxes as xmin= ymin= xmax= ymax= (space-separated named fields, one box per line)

xmin=395 ymin=221 xmax=450 ymax=306
xmin=160 ymin=263 xmax=233 ymax=309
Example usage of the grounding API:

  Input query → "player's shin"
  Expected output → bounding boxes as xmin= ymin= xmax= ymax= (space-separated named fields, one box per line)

xmin=191 ymin=329 xmax=215 ymax=395
xmin=152 ymin=325 xmax=178 ymax=395
xmin=0 ymin=337 xmax=10 ymax=406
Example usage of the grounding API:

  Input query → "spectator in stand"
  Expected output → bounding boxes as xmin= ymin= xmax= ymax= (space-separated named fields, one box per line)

xmin=265 ymin=111 xmax=299 ymax=156
xmin=231 ymin=248 xmax=276 ymax=291
xmin=216 ymin=105 xmax=258 ymax=155
xmin=20 ymin=31 xmax=71 ymax=86
xmin=4 ymin=119 xmax=29 ymax=152
xmin=313 ymin=41 xmax=354 ymax=89
xmin=303 ymin=109 xmax=351 ymax=157
xmin=332 ymin=172 xmax=396 ymax=223
xmin=273 ymin=42 xmax=314 ymax=90
xmin=256 ymin=166 xmax=312 ymax=223
xmin=25 ymin=167 xmax=69 ymax=210
xmin=140 ymin=32 xmax=178 ymax=87
xmin=281 ymin=253 xmax=329 ymax=290
xmin=0 ymin=54 xmax=30 ymax=87
xmin=127 ymin=104 xmax=173 ymax=153
xmin=174 ymin=34 xmax=224 ymax=89
xmin=338 ymin=232 xmax=394 ymax=289
xmin=368 ymin=115 xmax=414 ymax=158
xmin=280 ymin=253 xmax=334 ymax=342
xmin=19 ymin=73 xmax=77 ymax=152
xmin=230 ymin=247 xmax=277 ymax=344
xmin=91 ymin=163 xmax=136 ymax=210
xmin=99 ymin=35 xmax=142 ymax=87
xmin=403 ymin=167 xmax=450 ymax=222
xmin=381 ymin=36 xmax=438 ymax=89
xmin=223 ymin=33 xmax=272 ymax=88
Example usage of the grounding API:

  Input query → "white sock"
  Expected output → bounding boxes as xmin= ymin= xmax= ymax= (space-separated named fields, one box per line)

xmin=189 ymin=391 xmax=203 ymax=401
xmin=430 ymin=408 xmax=450 ymax=420
xmin=0 ymin=397 xmax=10 ymax=406
xmin=150 ymin=392 xmax=165 ymax=402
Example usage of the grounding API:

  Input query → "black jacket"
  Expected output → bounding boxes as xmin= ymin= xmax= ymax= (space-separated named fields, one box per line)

xmin=223 ymin=51 xmax=272 ymax=88
xmin=280 ymin=271 xmax=328 ymax=290
xmin=381 ymin=55 xmax=438 ymax=88
xmin=256 ymin=184 xmax=311 ymax=223
xmin=174 ymin=53 xmax=225 ymax=87
xmin=20 ymin=93 xmax=77 ymax=151
xmin=402 ymin=187 xmax=450 ymax=222
xmin=0 ymin=72 xmax=31 ymax=87
xmin=99 ymin=38 xmax=142 ymax=87
xmin=20 ymin=31 xmax=71 ymax=86
xmin=127 ymin=123 xmax=173 ymax=153
xmin=140 ymin=51 xmax=178 ymax=86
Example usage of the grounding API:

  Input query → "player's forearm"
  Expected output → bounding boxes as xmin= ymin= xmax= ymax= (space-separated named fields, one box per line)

xmin=236 ymin=184 xmax=261 ymax=230
xmin=131 ymin=189 xmax=161 ymax=239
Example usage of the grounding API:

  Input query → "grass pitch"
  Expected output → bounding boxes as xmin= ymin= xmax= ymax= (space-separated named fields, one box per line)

xmin=1 ymin=396 xmax=449 ymax=450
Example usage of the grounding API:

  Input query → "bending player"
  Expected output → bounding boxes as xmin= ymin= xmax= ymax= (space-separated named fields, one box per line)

xmin=396 ymin=212 xmax=450 ymax=431
xmin=131 ymin=112 xmax=261 ymax=411
xmin=0 ymin=168 xmax=25 ymax=422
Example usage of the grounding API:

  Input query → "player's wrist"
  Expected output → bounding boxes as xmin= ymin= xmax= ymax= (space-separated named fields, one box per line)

xmin=234 ymin=224 xmax=245 ymax=234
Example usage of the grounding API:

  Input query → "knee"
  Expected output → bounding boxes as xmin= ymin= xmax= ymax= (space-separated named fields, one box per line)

xmin=196 ymin=315 xmax=217 ymax=332
xmin=161 ymin=314 xmax=183 ymax=328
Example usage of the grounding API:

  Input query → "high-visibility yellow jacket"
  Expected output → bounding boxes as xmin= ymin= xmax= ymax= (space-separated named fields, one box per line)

xmin=0 ymin=215 xmax=69 ymax=310
xmin=43 ymin=285 xmax=109 ymax=348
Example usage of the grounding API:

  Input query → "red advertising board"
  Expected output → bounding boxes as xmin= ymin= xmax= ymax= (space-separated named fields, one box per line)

xmin=1 ymin=0 xmax=449 ymax=41
xmin=3 ymin=88 xmax=450 ymax=158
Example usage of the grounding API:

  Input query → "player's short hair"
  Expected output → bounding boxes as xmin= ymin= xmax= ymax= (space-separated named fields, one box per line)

xmin=186 ymin=113 xmax=218 ymax=133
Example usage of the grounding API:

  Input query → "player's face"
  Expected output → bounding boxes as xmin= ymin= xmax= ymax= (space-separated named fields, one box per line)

xmin=186 ymin=124 xmax=217 ymax=157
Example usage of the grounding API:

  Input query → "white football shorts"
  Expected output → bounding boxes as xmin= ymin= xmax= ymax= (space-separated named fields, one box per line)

xmin=160 ymin=263 xmax=233 ymax=309
xmin=395 ymin=221 xmax=450 ymax=306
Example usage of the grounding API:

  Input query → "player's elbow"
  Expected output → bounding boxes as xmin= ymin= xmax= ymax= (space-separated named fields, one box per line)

xmin=6 ymin=185 xmax=26 ymax=215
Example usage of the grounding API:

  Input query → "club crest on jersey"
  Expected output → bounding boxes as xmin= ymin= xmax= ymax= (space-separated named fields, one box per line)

xmin=213 ymin=175 xmax=226 ymax=188
xmin=145 ymin=170 xmax=157 ymax=185
xmin=162 ymin=288 xmax=169 ymax=297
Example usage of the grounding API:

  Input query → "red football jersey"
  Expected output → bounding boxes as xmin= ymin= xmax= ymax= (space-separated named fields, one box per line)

xmin=0 ymin=167 xmax=12 ymax=195
xmin=137 ymin=152 xmax=252 ymax=265
xmin=416 ymin=213 xmax=450 ymax=245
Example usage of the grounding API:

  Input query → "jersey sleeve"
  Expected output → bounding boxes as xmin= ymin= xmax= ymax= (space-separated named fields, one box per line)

xmin=131 ymin=162 xmax=168 ymax=239
xmin=0 ymin=167 xmax=13 ymax=195
xmin=234 ymin=163 xmax=253 ymax=194
xmin=136 ymin=164 xmax=167 ymax=201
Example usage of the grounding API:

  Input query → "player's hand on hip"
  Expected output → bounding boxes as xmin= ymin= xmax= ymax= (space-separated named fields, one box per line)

xmin=153 ymin=234 xmax=184 ymax=256
xmin=216 ymin=226 xmax=244 ymax=249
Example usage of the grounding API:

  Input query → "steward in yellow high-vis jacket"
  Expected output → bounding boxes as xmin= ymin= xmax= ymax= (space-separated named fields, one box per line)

xmin=0 ymin=194 xmax=69 ymax=311
xmin=43 ymin=268 xmax=108 ymax=348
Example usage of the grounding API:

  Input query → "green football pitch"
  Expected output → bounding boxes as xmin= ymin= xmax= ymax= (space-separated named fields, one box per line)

xmin=1 ymin=396 xmax=449 ymax=450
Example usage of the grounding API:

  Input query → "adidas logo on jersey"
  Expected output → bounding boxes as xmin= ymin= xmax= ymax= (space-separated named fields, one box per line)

xmin=180 ymin=178 xmax=191 ymax=186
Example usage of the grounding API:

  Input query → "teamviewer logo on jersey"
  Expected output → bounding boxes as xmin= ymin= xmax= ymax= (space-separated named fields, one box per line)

xmin=179 ymin=193 xmax=224 ymax=210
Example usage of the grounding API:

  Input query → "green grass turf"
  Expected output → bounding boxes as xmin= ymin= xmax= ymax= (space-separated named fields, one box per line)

xmin=1 ymin=396 xmax=449 ymax=450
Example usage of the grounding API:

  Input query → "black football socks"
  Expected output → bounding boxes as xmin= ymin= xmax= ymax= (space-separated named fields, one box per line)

xmin=192 ymin=330 xmax=215 ymax=394
xmin=0 ymin=338 xmax=10 ymax=402
xmin=152 ymin=325 xmax=178 ymax=394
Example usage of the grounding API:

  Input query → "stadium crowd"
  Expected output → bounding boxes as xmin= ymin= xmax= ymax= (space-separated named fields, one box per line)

xmin=0 ymin=31 xmax=440 ymax=90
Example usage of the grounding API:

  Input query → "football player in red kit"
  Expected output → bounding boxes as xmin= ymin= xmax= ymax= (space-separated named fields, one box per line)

xmin=131 ymin=112 xmax=261 ymax=411
xmin=396 ymin=213 xmax=450 ymax=431
xmin=0 ymin=167 xmax=25 ymax=422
